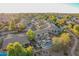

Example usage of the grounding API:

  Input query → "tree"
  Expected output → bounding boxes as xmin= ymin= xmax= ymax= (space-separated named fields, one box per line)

xmin=0 ymin=39 xmax=3 ymax=49
xmin=26 ymin=29 xmax=35 ymax=40
xmin=56 ymin=19 xmax=65 ymax=25
xmin=66 ymin=16 xmax=72 ymax=20
xmin=52 ymin=37 xmax=63 ymax=51
xmin=25 ymin=45 xmax=33 ymax=56
xmin=49 ymin=16 xmax=57 ymax=22
xmin=7 ymin=43 xmax=16 ymax=56
xmin=6 ymin=42 xmax=33 ymax=56
xmin=13 ymin=42 xmax=24 ymax=56
xmin=73 ymin=24 xmax=79 ymax=35
xmin=66 ymin=24 xmax=72 ymax=29
xmin=17 ymin=23 xmax=26 ymax=31
xmin=60 ymin=33 xmax=70 ymax=45
xmin=0 ymin=22 xmax=4 ymax=30
xmin=52 ymin=33 xmax=70 ymax=51
xmin=8 ymin=18 xmax=16 ymax=31
xmin=65 ymin=22 xmax=75 ymax=31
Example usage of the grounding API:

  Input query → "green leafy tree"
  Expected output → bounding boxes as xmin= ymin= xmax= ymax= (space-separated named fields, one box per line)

xmin=6 ymin=42 xmax=33 ymax=56
xmin=7 ymin=43 xmax=16 ymax=56
xmin=73 ymin=24 xmax=79 ymax=35
xmin=14 ymin=42 xmax=28 ymax=56
xmin=66 ymin=16 xmax=72 ymax=20
xmin=0 ymin=39 xmax=3 ymax=49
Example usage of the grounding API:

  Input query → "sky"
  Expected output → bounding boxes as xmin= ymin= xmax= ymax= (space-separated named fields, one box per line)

xmin=0 ymin=3 xmax=79 ymax=13
xmin=67 ymin=3 xmax=79 ymax=7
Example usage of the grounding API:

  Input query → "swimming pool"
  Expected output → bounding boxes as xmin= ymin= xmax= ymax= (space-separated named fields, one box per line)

xmin=0 ymin=52 xmax=7 ymax=56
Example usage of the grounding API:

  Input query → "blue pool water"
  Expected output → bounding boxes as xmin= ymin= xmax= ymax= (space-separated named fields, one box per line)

xmin=0 ymin=52 xmax=7 ymax=56
xmin=67 ymin=3 xmax=79 ymax=7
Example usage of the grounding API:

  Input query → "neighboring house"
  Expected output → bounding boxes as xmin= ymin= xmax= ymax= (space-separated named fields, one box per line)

xmin=66 ymin=20 xmax=72 ymax=24
xmin=71 ymin=16 xmax=78 ymax=21
xmin=0 ymin=15 xmax=9 ymax=24
xmin=48 ymin=23 xmax=64 ymax=35
xmin=56 ymin=15 xmax=63 ymax=19
xmin=69 ymin=16 xmax=79 ymax=24
xmin=35 ymin=32 xmax=52 ymax=49
xmin=33 ymin=48 xmax=50 ymax=56
xmin=40 ymin=39 xmax=52 ymax=49
xmin=32 ymin=19 xmax=48 ymax=30
xmin=74 ymin=20 xmax=79 ymax=24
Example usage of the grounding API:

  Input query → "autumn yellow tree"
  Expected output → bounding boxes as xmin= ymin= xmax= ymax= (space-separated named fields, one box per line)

xmin=26 ymin=29 xmax=35 ymax=40
xmin=56 ymin=19 xmax=65 ymax=25
xmin=52 ymin=33 xmax=70 ymax=45
xmin=60 ymin=33 xmax=70 ymax=45
xmin=49 ymin=15 xmax=56 ymax=22
xmin=52 ymin=33 xmax=70 ymax=52
xmin=25 ymin=45 xmax=33 ymax=55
